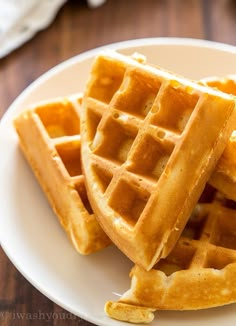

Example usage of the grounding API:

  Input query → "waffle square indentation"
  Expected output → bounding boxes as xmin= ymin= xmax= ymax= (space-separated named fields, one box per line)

xmin=211 ymin=211 xmax=236 ymax=250
xmin=108 ymin=178 xmax=150 ymax=226
xmin=182 ymin=206 xmax=208 ymax=240
xmin=86 ymin=107 xmax=103 ymax=142
xmin=92 ymin=117 xmax=137 ymax=164
xmin=205 ymin=248 xmax=236 ymax=270
xmin=91 ymin=164 xmax=113 ymax=194
xmin=150 ymin=84 xmax=199 ymax=134
xmin=56 ymin=141 xmax=81 ymax=177
xmin=112 ymin=72 xmax=160 ymax=119
xmin=36 ymin=102 xmax=80 ymax=137
xmin=127 ymin=133 xmax=173 ymax=181
xmin=88 ymin=57 xmax=125 ymax=104
xmin=154 ymin=244 xmax=196 ymax=276
xmin=75 ymin=182 xmax=93 ymax=214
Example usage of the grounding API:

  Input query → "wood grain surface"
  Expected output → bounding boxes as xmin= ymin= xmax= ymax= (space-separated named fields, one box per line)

xmin=0 ymin=0 xmax=236 ymax=325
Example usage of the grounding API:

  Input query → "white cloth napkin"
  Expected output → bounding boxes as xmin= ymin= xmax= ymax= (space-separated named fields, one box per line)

xmin=0 ymin=0 xmax=106 ymax=59
xmin=88 ymin=0 xmax=106 ymax=8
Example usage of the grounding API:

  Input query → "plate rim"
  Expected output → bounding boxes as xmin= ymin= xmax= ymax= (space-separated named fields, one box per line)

xmin=1 ymin=37 xmax=236 ymax=326
xmin=1 ymin=36 xmax=236 ymax=125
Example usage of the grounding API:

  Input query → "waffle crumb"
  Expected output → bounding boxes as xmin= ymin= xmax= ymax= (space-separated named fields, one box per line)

xmin=105 ymin=301 xmax=155 ymax=324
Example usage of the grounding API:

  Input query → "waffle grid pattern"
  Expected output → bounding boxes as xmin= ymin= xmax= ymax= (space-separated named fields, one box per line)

xmin=203 ymin=75 xmax=236 ymax=201
xmin=156 ymin=198 xmax=236 ymax=275
xmin=14 ymin=95 xmax=110 ymax=254
xmin=112 ymin=193 xmax=236 ymax=312
xmin=82 ymin=51 xmax=236 ymax=269
xmin=33 ymin=97 xmax=92 ymax=216
xmin=89 ymin=73 xmax=200 ymax=225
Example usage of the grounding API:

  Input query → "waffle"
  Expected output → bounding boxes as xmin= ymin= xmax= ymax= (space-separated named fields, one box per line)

xmin=81 ymin=51 xmax=236 ymax=270
xmin=105 ymin=189 xmax=236 ymax=323
xmin=13 ymin=94 xmax=110 ymax=255
xmin=203 ymin=75 xmax=236 ymax=95
xmin=203 ymin=75 xmax=236 ymax=201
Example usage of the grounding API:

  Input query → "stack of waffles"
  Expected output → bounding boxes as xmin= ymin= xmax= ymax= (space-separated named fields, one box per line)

xmin=14 ymin=51 xmax=236 ymax=324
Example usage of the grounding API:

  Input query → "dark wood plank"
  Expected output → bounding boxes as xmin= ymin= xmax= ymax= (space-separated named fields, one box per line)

xmin=1 ymin=0 xmax=236 ymax=116
xmin=0 ymin=0 xmax=236 ymax=325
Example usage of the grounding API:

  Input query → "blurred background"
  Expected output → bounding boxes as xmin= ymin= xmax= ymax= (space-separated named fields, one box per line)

xmin=0 ymin=0 xmax=236 ymax=325
xmin=0 ymin=0 xmax=236 ymax=116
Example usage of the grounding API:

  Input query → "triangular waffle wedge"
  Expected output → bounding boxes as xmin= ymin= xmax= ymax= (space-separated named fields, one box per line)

xmin=202 ymin=75 xmax=236 ymax=201
xmin=14 ymin=94 xmax=110 ymax=255
xmin=105 ymin=189 xmax=236 ymax=324
xmin=81 ymin=51 xmax=236 ymax=270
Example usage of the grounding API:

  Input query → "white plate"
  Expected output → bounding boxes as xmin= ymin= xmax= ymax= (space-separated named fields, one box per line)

xmin=1 ymin=38 xmax=236 ymax=326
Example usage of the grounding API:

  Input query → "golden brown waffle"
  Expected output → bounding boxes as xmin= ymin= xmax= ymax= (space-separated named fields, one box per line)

xmin=202 ymin=75 xmax=236 ymax=201
xmin=105 ymin=189 xmax=236 ymax=323
xmin=14 ymin=94 xmax=110 ymax=255
xmin=81 ymin=51 xmax=236 ymax=270
xmin=203 ymin=75 xmax=236 ymax=95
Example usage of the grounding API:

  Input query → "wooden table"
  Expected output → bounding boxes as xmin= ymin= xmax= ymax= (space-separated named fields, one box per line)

xmin=0 ymin=1 xmax=236 ymax=325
